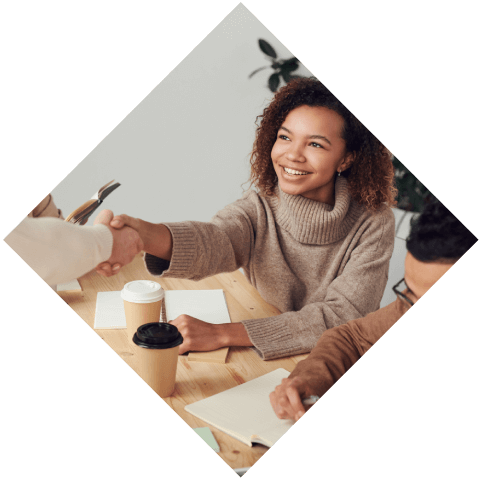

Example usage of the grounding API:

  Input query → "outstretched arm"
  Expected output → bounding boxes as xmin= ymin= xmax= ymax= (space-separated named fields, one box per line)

xmin=95 ymin=213 xmax=167 ymax=276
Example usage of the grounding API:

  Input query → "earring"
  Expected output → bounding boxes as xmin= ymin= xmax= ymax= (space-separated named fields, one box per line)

xmin=337 ymin=170 xmax=342 ymax=177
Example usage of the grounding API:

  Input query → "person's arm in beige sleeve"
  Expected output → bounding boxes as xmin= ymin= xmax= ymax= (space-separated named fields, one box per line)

xmin=5 ymin=210 xmax=143 ymax=286
xmin=5 ymin=217 xmax=113 ymax=285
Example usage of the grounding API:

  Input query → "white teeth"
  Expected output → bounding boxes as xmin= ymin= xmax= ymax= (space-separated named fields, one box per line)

xmin=284 ymin=167 xmax=308 ymax=176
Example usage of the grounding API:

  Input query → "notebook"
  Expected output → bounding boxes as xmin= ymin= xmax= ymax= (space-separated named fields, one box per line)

xmin=185 ymin=369 xmax=294 ymax=447
xmin=164 ymin=289 xmax=232 ymax=363
xmin=164 ymin=290 xmax=231 ymax=325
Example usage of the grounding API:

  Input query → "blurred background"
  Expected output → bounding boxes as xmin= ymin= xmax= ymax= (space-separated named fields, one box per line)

xmin=50 ymin=4 xmax=312 ymax=224
xmin=43 ymin=4 xmax=429 ymax=306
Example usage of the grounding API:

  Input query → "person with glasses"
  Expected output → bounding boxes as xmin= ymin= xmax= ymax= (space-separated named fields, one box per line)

xmin=269 ymin=198 xmax=477 ymax=421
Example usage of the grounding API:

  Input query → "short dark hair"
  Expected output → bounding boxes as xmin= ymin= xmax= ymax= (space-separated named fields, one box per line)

xmin=406 ymin=199 xmax=477 ymax=263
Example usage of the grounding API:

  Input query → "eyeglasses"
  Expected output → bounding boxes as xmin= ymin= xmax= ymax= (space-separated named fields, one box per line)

xmin=392 ymin=278 xmax=414 ymax=308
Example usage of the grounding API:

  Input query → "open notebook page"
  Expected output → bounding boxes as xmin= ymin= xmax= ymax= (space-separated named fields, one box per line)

xmin=185 ymin=369 xmax=294 ymax=447
xmin=164 ymin=290 xmax=231 ymax=324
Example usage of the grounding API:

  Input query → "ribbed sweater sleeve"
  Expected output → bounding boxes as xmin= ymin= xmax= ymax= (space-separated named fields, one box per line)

xmin=144 ymin=193 xmax=257 ymax=279
xmin=288 ymin=298 xmax=406 ymax=398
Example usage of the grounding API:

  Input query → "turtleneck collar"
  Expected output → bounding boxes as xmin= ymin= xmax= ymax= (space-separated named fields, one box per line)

xmin=272 ymin=176 xmax=364 ymax=245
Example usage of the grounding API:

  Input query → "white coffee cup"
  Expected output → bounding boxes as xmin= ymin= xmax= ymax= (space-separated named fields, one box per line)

xmin=121 ymin=280 xmax=164 ymax=340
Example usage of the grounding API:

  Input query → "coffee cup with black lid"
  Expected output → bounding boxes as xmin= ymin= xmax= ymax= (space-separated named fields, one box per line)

xmin=132 ymin=322 xmax=183 ymax=397
xmin=121 ymin=280 xmax=164 ymax=340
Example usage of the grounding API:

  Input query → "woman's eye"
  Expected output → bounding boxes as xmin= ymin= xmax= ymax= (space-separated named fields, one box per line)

xmin=278 ymin=135 xmax=323 ymax=148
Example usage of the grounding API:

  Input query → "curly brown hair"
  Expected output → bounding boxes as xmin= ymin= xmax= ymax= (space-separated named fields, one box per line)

xmin=249 ymin=77 xmax=397 ymax=211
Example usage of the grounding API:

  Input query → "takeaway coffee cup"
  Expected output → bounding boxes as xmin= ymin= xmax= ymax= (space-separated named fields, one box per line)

xmin=133 ymin=322 xmax=184 ymax=397
xmin=121 ymin=280 xmax=164 ymax=340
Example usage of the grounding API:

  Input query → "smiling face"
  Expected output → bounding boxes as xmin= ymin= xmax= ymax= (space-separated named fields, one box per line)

xmin=271 ymin=105 xmax=354 ymax=204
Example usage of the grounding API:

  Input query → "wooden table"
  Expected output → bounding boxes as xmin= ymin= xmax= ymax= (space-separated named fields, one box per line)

xmin=60 ymin=254 xmax=308 ymax=469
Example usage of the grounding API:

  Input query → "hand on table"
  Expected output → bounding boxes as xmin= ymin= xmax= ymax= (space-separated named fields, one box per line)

xmin=93 ymin=209 xmax=144 ymax=277
xmin=269 ymin=377 xmax=315 ymax=422
xmin=169 ymin=314 xmax=227 ymax=355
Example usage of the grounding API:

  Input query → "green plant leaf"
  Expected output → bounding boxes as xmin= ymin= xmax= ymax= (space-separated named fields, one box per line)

xmin=268 ymin=73 xmax=280 ymax=92
xmin=248 ymin=66 xmax=269 ymax=78
xmin=281 ymin=58 xmax=299 ymax=72
xmin=259 ymin=39 xmax=277 ymax=59
xmin=392 ymin=156 xmax=431 ymax=212
xmin=280 ymin=70 xmax=292 ymax=83
xmin=280 ymin=71 xmax=303 ymax=83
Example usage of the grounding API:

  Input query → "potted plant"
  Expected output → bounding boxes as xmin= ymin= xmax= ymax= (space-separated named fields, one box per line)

xmin=393 ymin=157 xmax=433 ymax=212
xmin=249 ymin=39 xmax=303 ymax=92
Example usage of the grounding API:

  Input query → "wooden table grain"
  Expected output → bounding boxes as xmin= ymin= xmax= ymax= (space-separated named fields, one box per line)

xmin=60 ymin=254 xmax=308 ymax=469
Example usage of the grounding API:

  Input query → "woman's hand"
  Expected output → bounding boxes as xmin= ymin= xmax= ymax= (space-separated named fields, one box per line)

xmin=169 ymin=315 xmax=227 ymax=354
xmin=95 ymin=213 xmax=174 ymax=276
xmin=269 ymin=377 xmax=315 ymax=422
xmin=93 ymin=210 xmax=144 ymax=277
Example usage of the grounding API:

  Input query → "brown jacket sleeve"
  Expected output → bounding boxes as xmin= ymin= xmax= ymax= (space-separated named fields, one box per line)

xmin=289 ymin=298 xmax=408 ymax=398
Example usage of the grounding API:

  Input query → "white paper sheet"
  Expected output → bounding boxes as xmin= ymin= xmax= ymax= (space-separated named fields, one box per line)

xmin=57 ymin=278 xmax=81 ymax=292
xmin=164 ymin=289 xmax=231 ymax=325
xmin=94 ymin=291 xmax=126 ymax=329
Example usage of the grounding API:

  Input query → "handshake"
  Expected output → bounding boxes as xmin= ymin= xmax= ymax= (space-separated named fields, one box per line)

xmin=93 ymin=209 xmax=146 ymax=277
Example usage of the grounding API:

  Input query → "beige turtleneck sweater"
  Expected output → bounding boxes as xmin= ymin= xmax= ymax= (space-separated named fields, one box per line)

xmin=144 ymin=177 xmax=395 ymax=360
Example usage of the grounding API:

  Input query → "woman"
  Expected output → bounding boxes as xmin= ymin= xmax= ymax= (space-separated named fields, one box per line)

xmin=101 ymin=78 xmax=397 ymax=360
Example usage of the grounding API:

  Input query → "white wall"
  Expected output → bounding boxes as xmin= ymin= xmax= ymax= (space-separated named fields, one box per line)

xmin=45 ymin=3 xmax=407 ymax=305
xmin=49 ymin=4 xmax=311 ymax=224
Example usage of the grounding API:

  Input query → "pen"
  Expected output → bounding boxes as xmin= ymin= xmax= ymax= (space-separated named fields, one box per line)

xmin=302 ymin=395 xmax=320 ymax=406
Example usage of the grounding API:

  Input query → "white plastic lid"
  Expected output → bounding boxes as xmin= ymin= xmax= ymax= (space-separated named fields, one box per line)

xmin=121 ymin=280 xmax=164 ymax=303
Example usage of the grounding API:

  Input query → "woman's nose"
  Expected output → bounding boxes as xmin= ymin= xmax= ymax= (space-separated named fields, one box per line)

xmin=285 ymin=142 xmax=305 ymax=162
